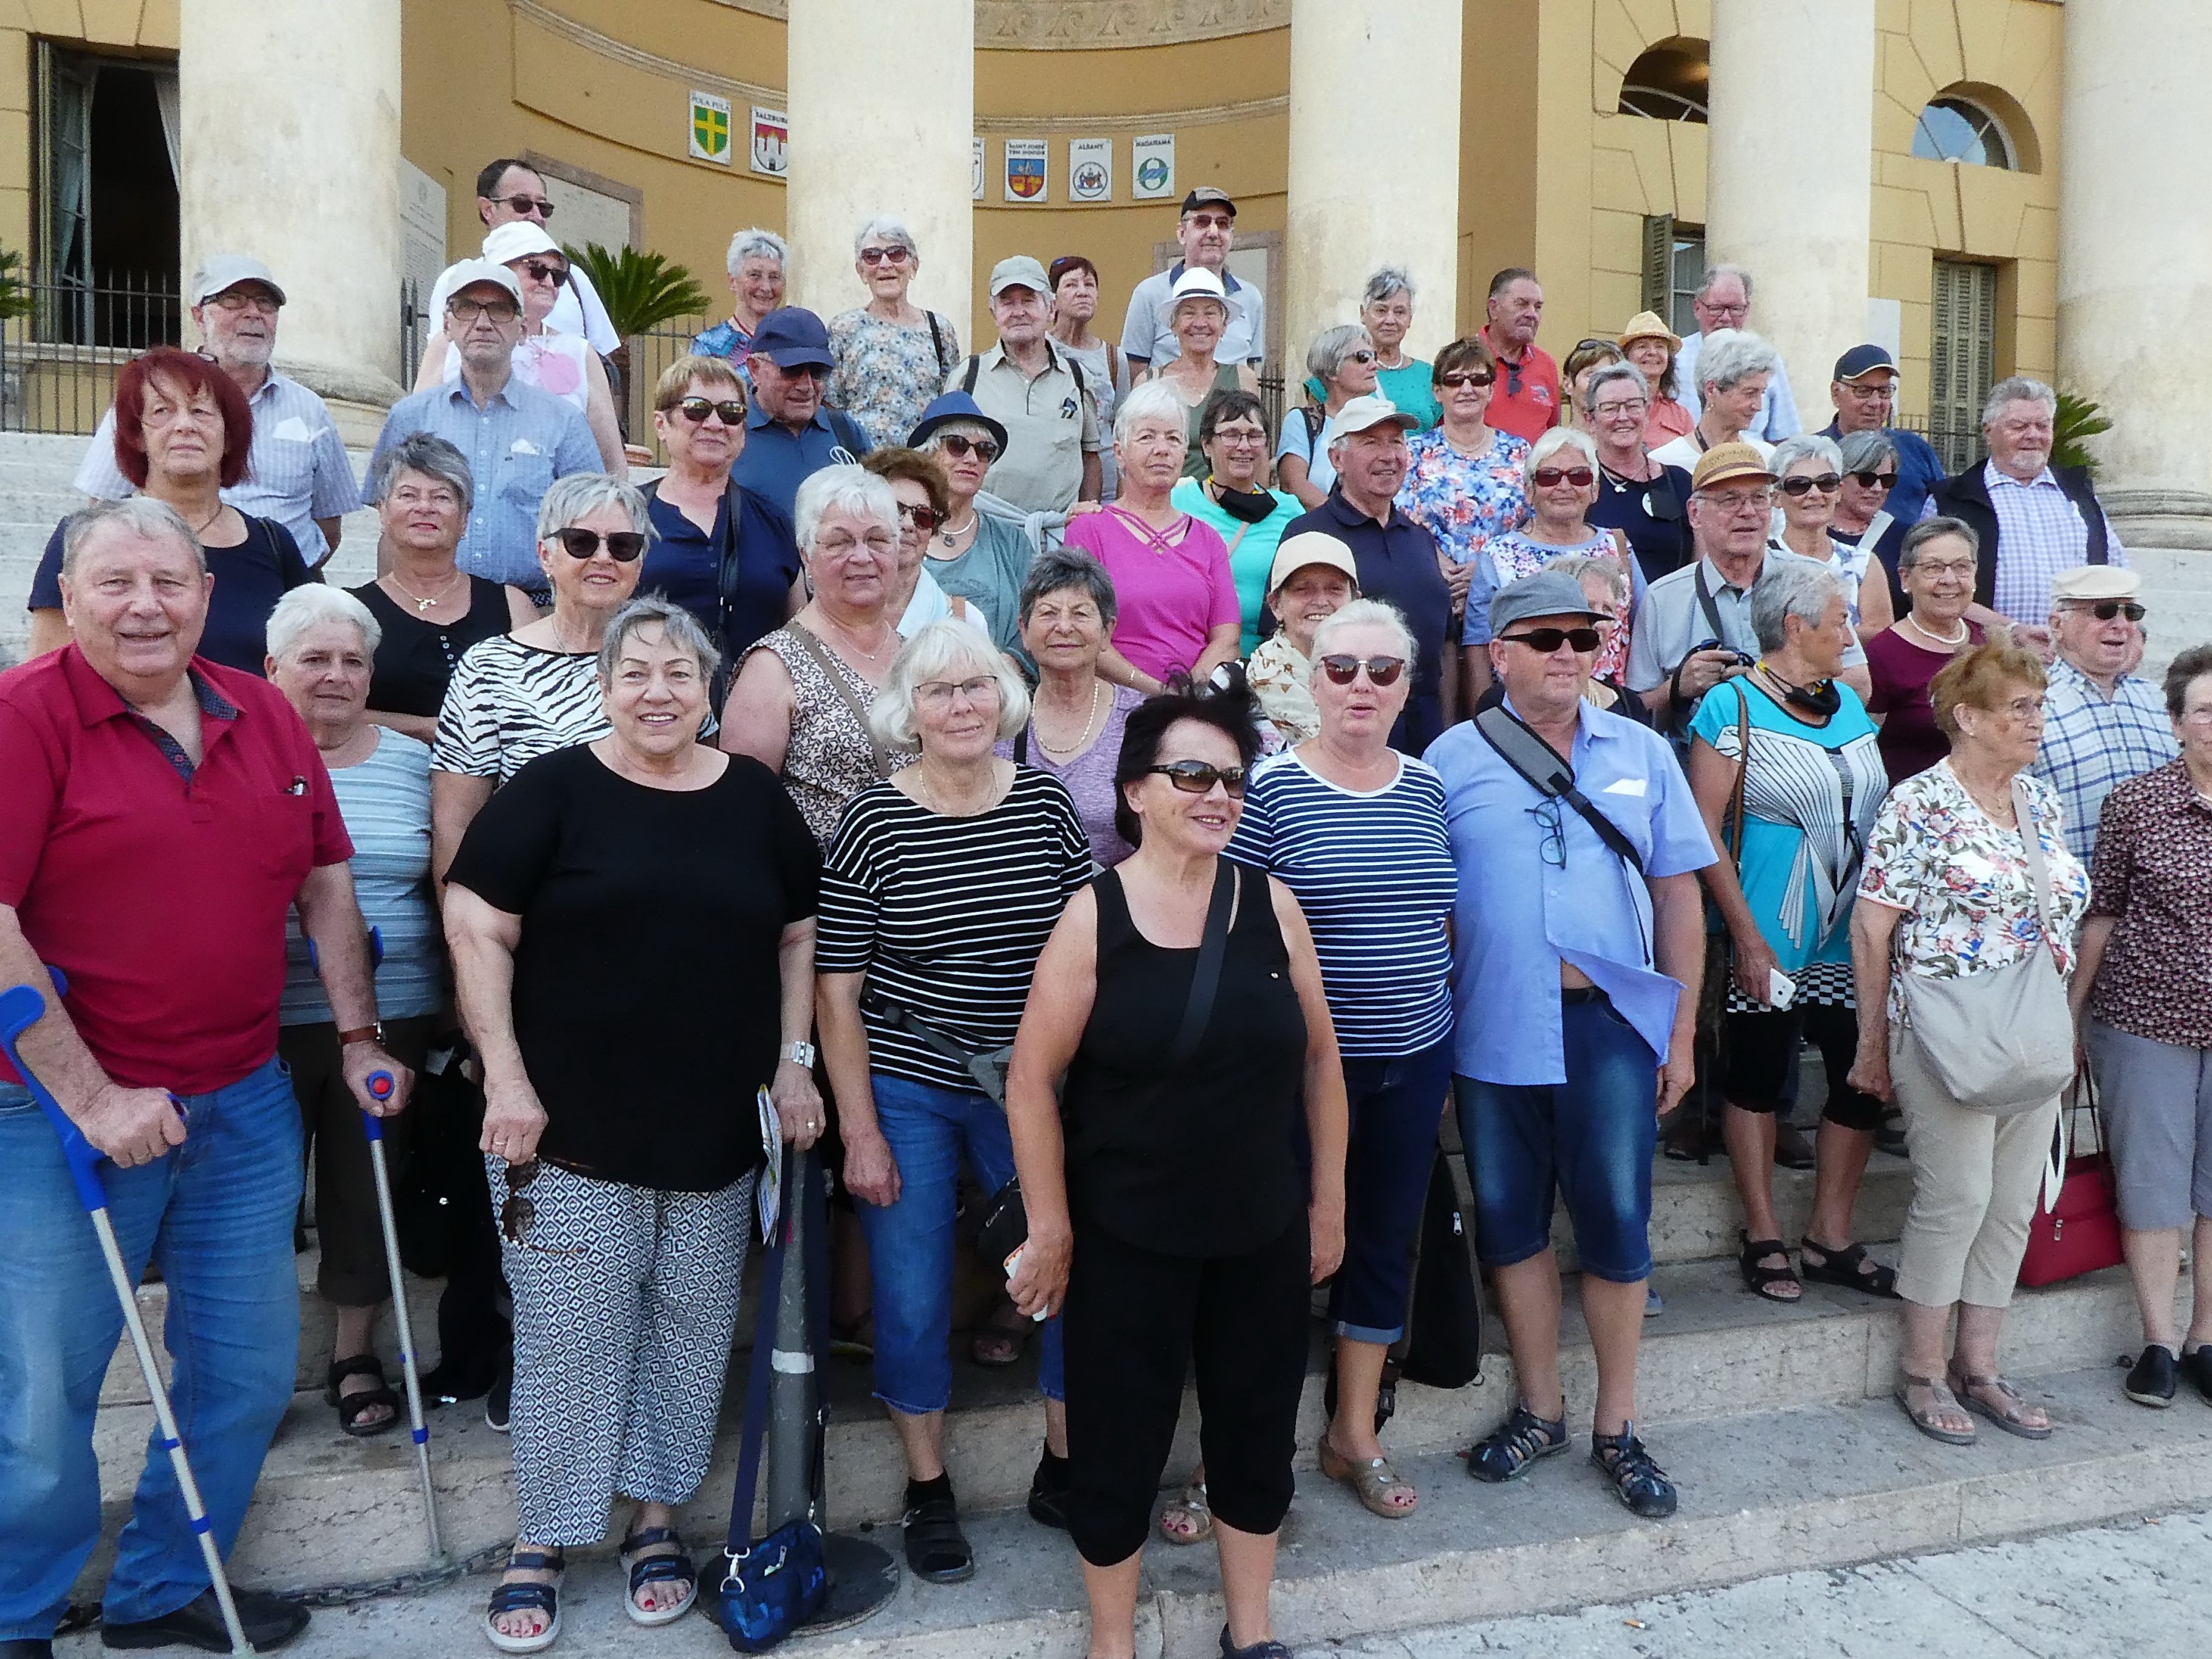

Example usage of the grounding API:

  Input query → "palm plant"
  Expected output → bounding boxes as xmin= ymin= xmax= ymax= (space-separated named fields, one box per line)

xmin=2051 ymin=390 xmax=2112 ymax=476
xmin=562 ymin=243 xmax=709 ymax=340
xmin=0 ymin=248 xmax=32 ymax=321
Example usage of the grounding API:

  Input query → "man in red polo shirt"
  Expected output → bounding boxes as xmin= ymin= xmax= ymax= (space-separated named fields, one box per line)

xmin=1478 ymin=267 xmax=1563 ymax=443
xmin=0 ymin=498 xmax=413 ymax=1655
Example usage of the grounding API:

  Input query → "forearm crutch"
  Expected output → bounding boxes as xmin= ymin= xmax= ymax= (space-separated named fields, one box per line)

xmin=0 ymin=982 xmax=252 ymax=1657
xmin=361 ymin=1069 xmax=444 ymax=1565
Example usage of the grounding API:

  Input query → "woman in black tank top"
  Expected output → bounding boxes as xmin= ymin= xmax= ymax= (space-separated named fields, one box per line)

xmin=1003 ymin=677 xmax=1347 ymax=1659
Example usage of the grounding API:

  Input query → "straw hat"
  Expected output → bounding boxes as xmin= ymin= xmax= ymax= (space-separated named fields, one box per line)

xmin=1618 ymin=310 xmax=1683 ymax=354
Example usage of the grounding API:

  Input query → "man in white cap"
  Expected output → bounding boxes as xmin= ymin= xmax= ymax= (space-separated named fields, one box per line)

xmin=366 ymin=259 xmax=598 ymax=600
xmin=1118 ymin=186 xmax=1266 ymax=377
xmin=2031 ymin=566 xmax=2176 ymax=859
xmin=73 ymin=256 xmax=361 ymax=567
xmin=947 ymin=255 xmax=1101 ymax=514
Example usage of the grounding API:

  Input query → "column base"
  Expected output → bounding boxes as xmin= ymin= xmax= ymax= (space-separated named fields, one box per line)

xmin=2102 ymin=488 xmax=2212 ymax=553
xmin=276 ymin=357 xmax=409 ymax=448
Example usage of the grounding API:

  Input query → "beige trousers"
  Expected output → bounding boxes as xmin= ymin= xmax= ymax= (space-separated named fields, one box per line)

xmin=1890 ymin=1028 xmax=2060 ymax=1308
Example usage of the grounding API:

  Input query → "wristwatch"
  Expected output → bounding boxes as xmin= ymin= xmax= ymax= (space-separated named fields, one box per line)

xmin=338 ymin=1023 xmax=386 ymax=1048
xmin=785 ymin=1040 xmax=818 ymax=1069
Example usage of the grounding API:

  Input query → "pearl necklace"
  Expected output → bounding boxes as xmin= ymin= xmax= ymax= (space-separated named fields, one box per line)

xmin=1906 ymin=613 xmax=1970 ymax=649
xmin=1035 ymin=681 xmax=1104 ymax=757
xmin=937 ymin=512 xmax=978 ymax=549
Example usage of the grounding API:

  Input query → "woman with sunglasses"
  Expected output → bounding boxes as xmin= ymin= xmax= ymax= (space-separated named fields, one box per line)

xmin=638 ymin=355 xmax=804 ymax=663
xmin=1279 ymin=323 xmax=1378 ymax=508
xmin=1769 ymin=434 xmax=1895 ymax=638
xmin=904 ymin=392 xmax=1035 ymax=657
xmin=861 ymin=447 xmax=979 ymax=637
xmin=447 ymin=596 xmax=824 ymax=1649
xmin=431 ymin=475 xmax=649 ymax=886
xmin=1831 ymin=429 xmax=1909 ymax=618
xmin=1004 ymin=673 xmax=1347 ymax=1659
xmin=827 ymin=214 xmax=962 ymax=451
xmin=1581 ymin=362 xmax=1697 ymax=585
xmin=1227 ymin=598 xmax=1454 ymax=1524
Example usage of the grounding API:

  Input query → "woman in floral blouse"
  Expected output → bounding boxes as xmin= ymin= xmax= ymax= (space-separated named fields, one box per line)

xmin=1848 ymin=642 xmax=2089 ymax=1449
xmin=826 ymin=214 xmax=962 ymax=451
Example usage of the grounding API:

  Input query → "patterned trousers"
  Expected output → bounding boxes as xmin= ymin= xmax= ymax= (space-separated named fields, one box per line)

xmin=496 ymin=1157 xmax=755 ymax=1545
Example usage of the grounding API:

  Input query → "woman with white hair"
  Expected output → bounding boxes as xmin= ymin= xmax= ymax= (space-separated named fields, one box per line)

xmin=1151 ymin=265 xmax=1261 ymax=478
xmin=1467 ymin=427 xmax=1640 ymax=685
xmin=447 ymin=595 xmax=824 ymax=1646
xmin=1361 ymin=267 xmax=1439 ymax=431
xmin=1279 ymin=323 xmax=1380 ymax=508
xmin=815 ymin=618 xmax=1092 ymax=1584
xmin=266 ymin=586 xmax=442 ymax=1441
xmin=1649 ymin=329 xmax=1781 ymax=472
xmin=694 ymin=227 xmax=787 ymax=364
xmin=1768 ymin=432 xmax=1895 ymax=637
xmin=826 ymin=214 xmax=962 ymax=450
xmin=723 ymin=464 xmax=920 ymax=842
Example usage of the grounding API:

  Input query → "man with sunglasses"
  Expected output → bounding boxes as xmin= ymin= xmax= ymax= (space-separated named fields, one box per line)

xmin=369 ymin=259 xmax=600 ymax=603
xmin=729 ymin=307 xmax=874 ymax=521
xmin=1815 ymin=345 xmax=1945 ymax=531
xmin=474 ymin=158 xmax=620 ymax=359
xmin=2030 ymin=566 xmax=2176 ymax=860
xmin=1117 ymin=187 xmax=1266 ymax=378
xmin=1423 ymin=568 xmax=1716 ymax=1520
xmin=948 ymin=256 xmax=1103 ymax=514
xmin=1477 ymin=268 xmax=1563 ymax=443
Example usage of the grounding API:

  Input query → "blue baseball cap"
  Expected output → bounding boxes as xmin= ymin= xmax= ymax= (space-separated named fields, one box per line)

xmin=908 ymin=391 xmax=1009 ymax=455
xmin=749 ymin=307 xmax=834 ymax=370
xmin=1832 ymin=343 xmax=1900 ymax=383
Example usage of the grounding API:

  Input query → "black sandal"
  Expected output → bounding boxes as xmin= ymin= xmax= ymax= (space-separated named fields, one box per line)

xmin=326 ymin=1354 xmax=400 ymax=1438
xmin=1591 ymin=1421 xmax=1677 ymax=1519
xmin=1027 ymin=1448 xmax=1070 ymax=1530
xmin=618 ymin=1525 xmax=697 ymax=1627
xmin=1799 ymin=1239 xmax=1899 ymax=1299
xmin=1737 ymin=1233 xmax=1802 ymax=1303
xmin=484 ymin=1548 xmax=564 ymax=1653
xmin=903 ymin=1494 xmax=975 ymax=1583
xmin=1465 ymin=1400 xmax=1569 ymax=1483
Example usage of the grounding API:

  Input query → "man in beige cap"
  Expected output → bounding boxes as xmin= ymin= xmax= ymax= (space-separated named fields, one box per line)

xmin=950 ymin=255 xmax=1102 ymax=513
xmin=2030 ymin=565 xmax=2176 ymax=858
xmin=1626 ymin=443 xmax=1869 ymax=735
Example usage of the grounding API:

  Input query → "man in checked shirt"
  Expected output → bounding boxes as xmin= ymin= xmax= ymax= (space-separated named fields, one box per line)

xmin=2031 ymin=565 xmax=2176 ymax=860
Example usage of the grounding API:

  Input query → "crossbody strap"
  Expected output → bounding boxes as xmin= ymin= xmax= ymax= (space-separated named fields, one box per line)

xmin=1725 ymin=682 xmax=1750 ymax=874
xmin=1166 ymin=862 xmax=1237 ymax=1068
xmin=860 ymin=991 xmax=987 ymax=1068
xmin=1473 ymin=703 xmax=1646 ymax=875
xmin=786 ymin=622 xmax=894 ymax=779
xmin=2009 ymin=775 xmax=2063 ymax=967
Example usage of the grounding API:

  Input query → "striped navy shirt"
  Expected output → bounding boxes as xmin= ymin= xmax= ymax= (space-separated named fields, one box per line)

xmin=1227 ymin=749 xmax=1456 ymax=1058
xmin=816 ymin=768 xmax=1092 ymax=1093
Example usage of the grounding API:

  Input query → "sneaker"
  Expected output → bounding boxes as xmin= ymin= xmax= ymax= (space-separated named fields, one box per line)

xmin=1644 ymin=1284 xmax=1664 ymax=1318
xmin=485 ymin=1369 xmax=512 ymax=1434
xmin=2125 ymin=1344 xmax=2178 ymax=1408
xmin=1590 ymin=1421 xmax=1677 ymax=1519
xmin=1465 ymin=1400 xmax=1569 ymax=1483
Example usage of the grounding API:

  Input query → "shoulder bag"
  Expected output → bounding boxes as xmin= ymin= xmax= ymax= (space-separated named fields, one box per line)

xmin=1900 ymin=776 xmax=2077 ymax=1113
xmin=784 ymin=623 xmax=895 ymax=781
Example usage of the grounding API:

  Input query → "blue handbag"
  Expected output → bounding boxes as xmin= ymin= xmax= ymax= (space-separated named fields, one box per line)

xmin=711 ymin=1149 xmax=830 ymax=1651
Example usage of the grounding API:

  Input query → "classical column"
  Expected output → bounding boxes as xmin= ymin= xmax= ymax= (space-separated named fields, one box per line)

xmin=1705 ymin=0 xmax=1875 ymax=430
xmin=178 ymin=0 xmax=405 ymax=440
xmin=786 ymin=0 xmax=974 ymax=345
xmin=1286 ymin=0 xmax=1462 ymax=370
xmin=2059 ymin=0 xmax=2212 ymax=550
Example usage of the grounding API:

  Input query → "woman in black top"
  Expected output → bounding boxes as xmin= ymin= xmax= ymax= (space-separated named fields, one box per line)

xmin=1583 ymin=362 xmax=1696 ymax=583
xmin=1005 ymin=676 xmax=1348 ymax=1659
xmin=445 ymin=597 xmax=823 ymax=1647
xmin=352 ymin=433 xmax=535 ymax=742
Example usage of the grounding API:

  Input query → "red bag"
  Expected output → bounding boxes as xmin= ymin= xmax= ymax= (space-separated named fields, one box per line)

xmin=2017 ymin=1079 xmax=2125 ymax=1288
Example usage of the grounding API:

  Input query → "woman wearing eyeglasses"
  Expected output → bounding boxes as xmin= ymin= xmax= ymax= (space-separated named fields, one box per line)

xmin=1004 ymin=673 xmax=1347 ymax=1659
xmin=446 ymin=596 xmax=824 ymax=1649
xmin=1864 ymin=519 xmax=1988 ymax=782
xmin=826 ymin=215 xmax=962 ymax=452
xmin=1279 ymin=323 xmax=1380 ymax=508
xmin=637 ymin=355 xmax=804 ymax=665
xmin=1563 ymin=337 xmax=1627 ymax=437
xmin=1769 ymin=434 xmax=1895 ymax=638
xmin=1581 ymin=362 xmax=1697 ymax=585
xmin=905 ymin=392 xmax=1034 ymax=657
xmin=1172 ymin=389 xmax=1306 ymax=652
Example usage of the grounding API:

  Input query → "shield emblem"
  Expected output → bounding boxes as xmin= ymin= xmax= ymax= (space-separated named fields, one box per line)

xmin=695 ymin=107 xmax=728 ymax=157
xmin=1008 ymin=157 xmax=1046 ymax=199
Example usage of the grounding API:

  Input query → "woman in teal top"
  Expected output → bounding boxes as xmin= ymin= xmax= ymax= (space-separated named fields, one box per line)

xmin=1686 ymin=559 xmax=1894 ymax=1310
xmin=1172 ymin=388 xmax=1304 ymax=652
xmin=1362 ymin=268 xmax=1440 ymax=431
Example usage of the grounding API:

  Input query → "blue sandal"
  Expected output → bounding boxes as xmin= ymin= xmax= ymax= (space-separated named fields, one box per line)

xmin=1591 ymin=1421 xmax=1677 ymax=1518
xmin=1466 ymin=1400 xmax=1569 ymax=1483
xmin=618 ymin=1525 xmax=698 ymax=1626
xmin=484 ymin=1548 xmax=564 ymax=1654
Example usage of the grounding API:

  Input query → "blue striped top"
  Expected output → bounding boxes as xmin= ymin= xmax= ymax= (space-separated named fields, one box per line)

xmin=1226 ymin=749 xmax=1456 ymax=1058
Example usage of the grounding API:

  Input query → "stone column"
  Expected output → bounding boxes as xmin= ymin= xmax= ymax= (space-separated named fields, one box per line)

xmin=786 ymin=0 xmax=974 ymax=344
xmin=2059 ymin=0 xmax=2212 ymax=550
xmin=1705 ymin=0 xmax=1875 ymax=430
xmin=1286 ymin=0 xmax=1462 ymax=369
xmin=179 ymin=0 xmax=405 ymax=440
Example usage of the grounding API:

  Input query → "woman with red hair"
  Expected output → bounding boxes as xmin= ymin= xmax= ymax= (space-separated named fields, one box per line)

xmin=26 ymin=345 xmax=318 ymax=671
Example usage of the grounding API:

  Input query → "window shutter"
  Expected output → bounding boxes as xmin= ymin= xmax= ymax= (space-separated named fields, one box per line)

xmin=1642 ymin=214 xmax=1674 ymax=315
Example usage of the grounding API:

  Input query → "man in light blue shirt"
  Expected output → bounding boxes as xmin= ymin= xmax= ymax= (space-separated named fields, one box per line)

xmin=1117 ymin=188 xmax=1267 ymax=373
xmin=1424 ymin=569 xmax=1713 ymax=1522
xmin=1674 ymin=265 xmax=1800 ymax=443
xmin=368 ymin=260 xmax=598 ymax=600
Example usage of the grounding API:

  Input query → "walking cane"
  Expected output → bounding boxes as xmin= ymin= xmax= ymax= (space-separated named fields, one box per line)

xmin=0 ymin=982 xmax=253 ymax=1658
xmin=363 ymin=1069 xmax=445 ymax=1566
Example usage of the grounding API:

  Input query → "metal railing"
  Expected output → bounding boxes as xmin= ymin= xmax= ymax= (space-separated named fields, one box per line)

xmin=0 ymin=273 xmax=181 ymax=434
xmin=1893 ymin=413 xmax=1982 ymax=476
xmin=620 ymin=316 xmax=712 ymax=465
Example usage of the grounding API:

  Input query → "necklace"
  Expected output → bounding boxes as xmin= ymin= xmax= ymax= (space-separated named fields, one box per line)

xmin=1906 ymin=612 xmax=1970 ymax=649
xmin=1949 ymin=762 xmax=2016 ymax=823
xmin=388 ymin=567 xmax=464 ymax=614
xmin=913 ymin=759 xmax=998 ymax=816
xmin=821 ymin=611 xmax=894 ymax=665
xmin=937 ymin=511 xmax=978 ymax=549
xmin=1035 ymin=680 xmax=1104 ymax=757
xmin=188 ymin=501 xmax=224 ymax=537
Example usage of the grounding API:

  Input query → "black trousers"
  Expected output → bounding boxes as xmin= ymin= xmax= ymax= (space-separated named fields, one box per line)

xmin=1063 ymin=1213 xmax=1309 ymax=1567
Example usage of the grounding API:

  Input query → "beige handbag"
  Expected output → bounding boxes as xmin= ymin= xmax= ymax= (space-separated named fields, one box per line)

xmin=1899 ymin=776 xmax=2075 ymax=1114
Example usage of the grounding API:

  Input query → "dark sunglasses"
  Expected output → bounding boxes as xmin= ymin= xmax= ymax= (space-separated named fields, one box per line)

xmin=1501 ymin=626 xmax=1603 ymax=654
xmin=447 ymin=296 xmax=519 ymax=323
xmin=1148 ymin=760 xmax=1247 ymax=796
xmin=1846 ymin=469 xmax=1900 ymax=490
xmin=520 ymin=261 xmax=569 ymax=288
xmin=495 ymin=194 xmax=555 ymax=218
xmin=935 ymin=434 xmax=1001 ymax=462
xmin=1532 ymin=467 xmax=1596 ymax=488
xmin=500 ymin=1161 xmax=582 ymax=1255
xmin=1779 ymin=473 xmax=1843 ymax=496
xmin=1318 ymin=654 xmax=1406 ymax=687
xmin=858 ymin=245 xmax=913 ymax=266
xmin=675 ymin=396 xmax=747 ymax=425
xmin=1345 ymin=349 xmax=1378 ymax=365
xmin=1437 ymin=371 xmax=1495 ymax=390
xmin=553 ymin=527 xmax=646 ymax=562
xmin=2073 ymin=600 xmax=2146 ymax=622
xmin=896 ymin=502 xmax=942 ymax=530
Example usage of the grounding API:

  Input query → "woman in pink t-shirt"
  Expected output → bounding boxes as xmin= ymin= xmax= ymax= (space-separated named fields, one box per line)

xmin=1064 ymin=380 xmax=1241 ymax=693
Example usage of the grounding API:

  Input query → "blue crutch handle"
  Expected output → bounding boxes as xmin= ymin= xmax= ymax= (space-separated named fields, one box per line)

xmin=0 ymin=983 xmax=109 ymax=1213
xmin=362 ymin=1070 xmax=395 ymax=1140
xmin=306 ymin=928 xmax=384 ymax=973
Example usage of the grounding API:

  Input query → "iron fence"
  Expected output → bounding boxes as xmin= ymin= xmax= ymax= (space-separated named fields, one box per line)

xmin=0 ymin=273 xmax=180 ymax=434
xmin=620 ymin=316 xmax=711 ymax=465
xmin=1894 ymin=413 xmax=1982 ymax=476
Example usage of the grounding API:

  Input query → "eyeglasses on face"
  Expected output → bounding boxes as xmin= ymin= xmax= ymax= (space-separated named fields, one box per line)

xmin=1912 ymin=558 xmax=1976 ymax=580
xmin=553 ymin=527 xmax=646 ymax=562
xmin=1700 ymin=302 xmax=1750 ymax=321
xmin=1500 ymin=626 xmax=1603 ymax=655
xmin=1779 ymin=473 xmax=1843 ymax=496
xmin=1532 ymin=467 xmax=1596 ymax=489
xmin=1183 ymin=213 xmax=1233 ymax=231
xmin=520 ymin=261 xmax=569 ymax=288
xmin=674 ymin=396 xmax=747 ymax=426
xmin=934 ymin=434 xmax=1001 ymax=463
xmin=495 ymin=194 xmax=556 ymax=218
xmin=1344 ymin=350 xmax=1378 ymax=366
xmin=206 ymin=290 xmax=279 ymax=315
xmin=814 ymin=531 xmax=896 ymax=558
xmin=1846 ymin=470 xmax=1900 ymax=490
xmin=1705 ymin=490 xmax=1773 ymax=516
xmin=1438 ymin=371 xmax=1495 ymax=391
xmin=1148 ymin=760 xmax=1247 ymax=796
xmin=2068 ymin=600 xmax=2146 ymax=623
xmin=1593 ymin=398 xmax=1648 ymax=419
xmin=448 ymin=296 xmax=520 ymax=324
xmin=916 ymin=676 xmax=1001 ymax=708
xmin=1992 ymin=696 xmax=2046 ymax=722
xmin=895 ymin=501 xmax=942 ymax=530
xmin=1317 ymin=654 xmax=1406 ymax=687
xmin=858 ymin=245 xmax=913 ymax=267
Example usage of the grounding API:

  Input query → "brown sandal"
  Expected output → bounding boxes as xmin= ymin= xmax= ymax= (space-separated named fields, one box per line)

xmin=1319 ymin=1436 xmax=1419 ymax=1519
xmin=1894 ymin=1369 xmax=1976 ymax=1445
xmin=1156 ymin=1479 xmax=1212 ymax=1545
xmin=1947 ymin=1365 xmax=2052 ymax=1440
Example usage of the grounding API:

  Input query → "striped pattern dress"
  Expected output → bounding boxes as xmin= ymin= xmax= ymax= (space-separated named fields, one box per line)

xmin=430 ymin=633 xmax=609 ymax=785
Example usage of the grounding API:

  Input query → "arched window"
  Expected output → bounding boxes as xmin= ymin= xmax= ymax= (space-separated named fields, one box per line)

xmin=1912 ymin=96 xmax=2013 ymax=168
xmin=1618 ymin=39 xmax=1708 ymax=123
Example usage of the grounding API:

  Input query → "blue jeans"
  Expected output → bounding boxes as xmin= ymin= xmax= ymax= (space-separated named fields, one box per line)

xmin=853 ymin=1073 xmax=1063 ymax=1415
xmin=1331 ymin=1041 xmax=1453 ymax=1344
xmin=0 ymin=1057 xmax=303 ymax=1639
xmin=1455 ymin=994 xmax=1658 ymax=1284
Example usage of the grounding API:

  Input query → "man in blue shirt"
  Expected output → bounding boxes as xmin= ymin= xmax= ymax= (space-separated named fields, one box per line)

xmin=729 ymin=307 xmax=873 ymax=520
xmin=1818 ymin=345 xmax=1946 ymax=530
xmin=1424 ymin=569 xmax=1714 ymax=1522
xmin=368 ymin=260 xmax=598 ymax=603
